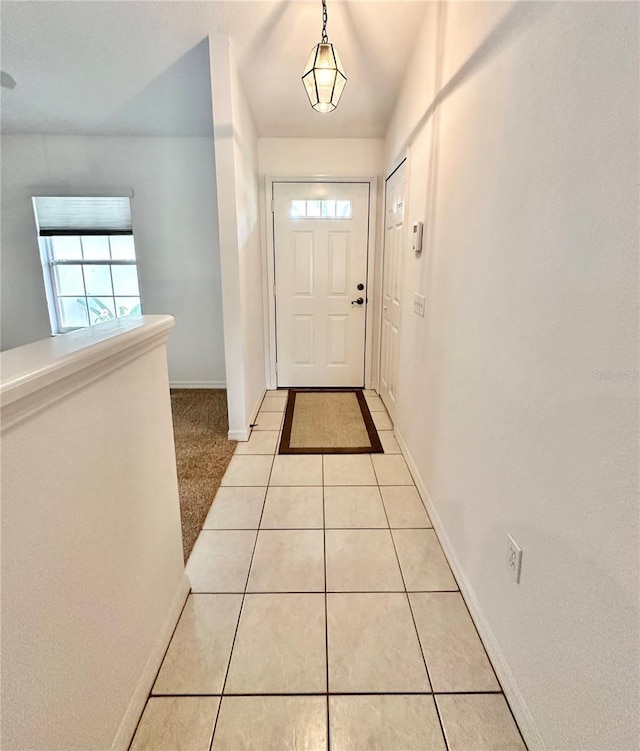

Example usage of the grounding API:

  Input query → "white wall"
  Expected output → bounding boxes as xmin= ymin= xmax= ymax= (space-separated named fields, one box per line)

xmin=0 ymin=135 xmax=226 ymax=386
xmin=232 ymin=49 xmax=266 ymax=430
xmin=1 ymin=317 xmax=188 ymax=750
xmin=258 ymin=138 xmax=384 ymax=177
xmin=210 ymin=35 xmax=265 ymax=439
xmin=385 ymin=2 xmax=639 ymax=749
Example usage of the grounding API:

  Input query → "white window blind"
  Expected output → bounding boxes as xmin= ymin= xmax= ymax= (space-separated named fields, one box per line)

xmin=32 ymin=196 xmax=132 ymax=236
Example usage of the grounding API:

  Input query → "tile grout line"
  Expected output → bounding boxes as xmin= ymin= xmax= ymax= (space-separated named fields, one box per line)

xmin=386 ymin=450 xmax=529 ymax=748
xmin=151 ymin=690 xmax=507 ymax=698
xmin=379 ymin=474 xmax=451 ymax=751
xmin=322 ymin=455 xmax=331 ymax=751
xmin=198 ymin=413 xmax=524 ymax=747
xmin=381 ymin=426 xmax=525 ymax=747
xmin=220 ymin=483 xmax=419 ymax=488
xmin=189 ymin=589 xmax=463 ymax=595
xmin=205 ymin=526 xmax=435 ymax=531
xmin=207 ymin=457 xmax=274 ymax=751
xmin=127 ymin=592 xmax=192 ymax=750
xmin=450 ymin=586 xmax=530 ymax=749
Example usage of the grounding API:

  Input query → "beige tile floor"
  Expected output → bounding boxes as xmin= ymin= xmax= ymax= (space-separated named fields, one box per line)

xmin=130 ymin=390 xmax=527 ymax=751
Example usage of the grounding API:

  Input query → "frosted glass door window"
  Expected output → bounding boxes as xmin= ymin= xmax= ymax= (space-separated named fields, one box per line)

xmin=289 ymin=199 xmax=352 ymax=219
xmin=321 ymin=200 xmax=336 ymax=217
xmin=291 ymin=200 xmax=307 ymax=218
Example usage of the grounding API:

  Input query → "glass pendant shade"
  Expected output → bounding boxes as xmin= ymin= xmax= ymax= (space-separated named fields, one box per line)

xmin=302 ymin=43 xmax=347 ymax=113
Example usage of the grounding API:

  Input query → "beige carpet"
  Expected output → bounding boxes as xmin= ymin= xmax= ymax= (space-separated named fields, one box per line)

xmin=170 ymin=389 xmax=237 ymax=562
xmin=286 ymin=391 xmax=379 ymax=451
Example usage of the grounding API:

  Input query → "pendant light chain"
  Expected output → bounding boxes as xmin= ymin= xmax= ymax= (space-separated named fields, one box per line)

xmin=301 ymin=0 xmax=346 ymax=113
xmin=321 ymin=0 xmax=328 ymax=43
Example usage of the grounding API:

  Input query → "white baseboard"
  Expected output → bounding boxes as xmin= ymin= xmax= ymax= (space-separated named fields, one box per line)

xmin=169 ymin=381 xmax=226 ymax=389
xmin=111 ymin=573 xmax=191 ymax=750
xmin=394 ymin=427 xmax=545 ymax=751
xmin=228 ymin=388 xmax=266 ymax=442
xmin=249 ymin=388 xmax=266 ymax=426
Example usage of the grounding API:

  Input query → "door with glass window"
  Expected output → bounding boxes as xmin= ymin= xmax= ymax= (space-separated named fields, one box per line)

xmin=273 ymin=182 xmax=370 ymax=387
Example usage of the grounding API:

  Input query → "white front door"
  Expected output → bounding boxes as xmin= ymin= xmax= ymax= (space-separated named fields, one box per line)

xmin=273 ymin=182 xmax=370 ymax=387
xmin=379 ymin=162 xmax=406 ymax=418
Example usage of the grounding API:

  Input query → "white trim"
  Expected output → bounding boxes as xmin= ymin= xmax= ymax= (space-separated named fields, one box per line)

xmin=229 ymin=387 xmax=266 ymax=442
xmin=249 ymin=387 xmax=266 ymax=427
xmin=263 ymin=176 xmax=278 ymax=389
xmin=1 ymin=316 xmax=174 ymax=434
xmin=260 ymin=181 xmax=273 ymax=390
xmin=378 ymin=154 xmax=411 ymax=420
xmin=394 ymin=426 xmax=544 ymax=751
xmin=264 ymin=175 xmax=379 ymax=390
xmin=364 ymin=177 xmax=378 ymax=390
xmin=169 ymin=381 xmax=226 ymax=389
xmin=385 ymin=151 xmax=409 ymax=183
xmin=368 ymin=177 xmax=384 ymax=393
xmin=373 ymin=180 xmax=385 ymax=394
xmin=111 ymin=573 xmax=191 ymax=751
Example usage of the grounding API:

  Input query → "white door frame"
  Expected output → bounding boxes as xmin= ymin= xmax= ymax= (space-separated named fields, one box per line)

xmin=375 ymin=151 xmax=410 ymax=407
xmin=263 ymin=175 xmax=378 ymax=390
xmin=378 ymin=155 xmax=409 ymax=416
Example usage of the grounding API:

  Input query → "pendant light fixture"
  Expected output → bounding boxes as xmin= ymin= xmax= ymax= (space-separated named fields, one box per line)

xmin=302 ymin=0 xmax=347 ymax=113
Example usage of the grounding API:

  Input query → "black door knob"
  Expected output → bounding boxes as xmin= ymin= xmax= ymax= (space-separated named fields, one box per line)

xmin=351 ymin=297 xmax=364 ymax=306
xmin=357 ymin=283 xmax=365 ymax=291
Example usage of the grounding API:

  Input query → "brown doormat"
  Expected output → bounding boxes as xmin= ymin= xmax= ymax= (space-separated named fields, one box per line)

xmin=279 ymin=389 xmax=383 ymax=454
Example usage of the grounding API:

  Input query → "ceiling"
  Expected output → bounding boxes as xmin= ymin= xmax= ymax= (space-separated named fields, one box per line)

xmin=0 ymin=1 xmax=428 ymax=138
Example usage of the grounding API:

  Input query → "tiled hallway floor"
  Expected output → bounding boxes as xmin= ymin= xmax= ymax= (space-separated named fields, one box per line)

xmin=131 ymin=391 xmax=527 ymax=751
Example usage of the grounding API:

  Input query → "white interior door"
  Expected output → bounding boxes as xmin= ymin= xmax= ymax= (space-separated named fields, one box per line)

xmin=379 ymin=162 xmax=406 ymax=418
xmin=273 ymin=182 xmax=370 ymax=387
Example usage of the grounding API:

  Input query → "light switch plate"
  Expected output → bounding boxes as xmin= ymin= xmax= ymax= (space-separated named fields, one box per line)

xmin=413 ymin=293 xmax=425 ymax=317
xmin=507 ymin=534 xmax=523 ymax=583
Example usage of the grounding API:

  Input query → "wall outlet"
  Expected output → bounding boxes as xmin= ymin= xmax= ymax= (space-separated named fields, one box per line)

xmin=413 ymin=293 xmax=425 ymax=317
xmin=507 ymin=534 xmax=523 ymax=583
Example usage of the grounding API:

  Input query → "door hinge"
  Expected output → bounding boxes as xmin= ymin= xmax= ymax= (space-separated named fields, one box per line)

xmin=273 ymin=284 xmax=277 ymax=297
xmin=271 ymin=199 xmax=275 ymax=212
xmin=275 ymin=362 xmax=278 ymax=373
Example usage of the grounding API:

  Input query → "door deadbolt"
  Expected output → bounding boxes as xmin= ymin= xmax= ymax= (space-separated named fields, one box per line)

xmin=357 ymin=283 xmax=365 ymax=291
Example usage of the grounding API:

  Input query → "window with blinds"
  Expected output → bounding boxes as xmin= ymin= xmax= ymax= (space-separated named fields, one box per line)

xmin=32 ymin=196 xmax=143 ymax=334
